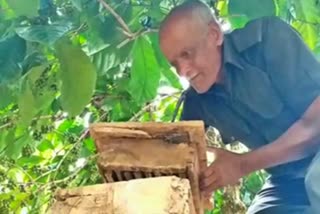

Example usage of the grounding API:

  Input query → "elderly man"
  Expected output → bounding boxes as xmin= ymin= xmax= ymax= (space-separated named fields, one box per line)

xmin=159 ymin=0 xmax=320 ymax=213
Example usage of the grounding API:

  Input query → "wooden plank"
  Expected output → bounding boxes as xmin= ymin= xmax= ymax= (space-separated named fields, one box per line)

xmin=89 ymin=121 xmax=209 ymax=213
xmin=51 ymin=176 xmax=196 ymax=214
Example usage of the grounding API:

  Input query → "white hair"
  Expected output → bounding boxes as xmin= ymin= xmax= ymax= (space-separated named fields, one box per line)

xmin=160 ymin=0 xmax=219 ymax=31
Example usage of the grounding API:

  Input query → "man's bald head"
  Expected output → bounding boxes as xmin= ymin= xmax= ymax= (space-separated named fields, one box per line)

xmin=160 ymin=0 xmax=218 ymax=35
xmin=158 ymin=0 xmax=224 ymax=94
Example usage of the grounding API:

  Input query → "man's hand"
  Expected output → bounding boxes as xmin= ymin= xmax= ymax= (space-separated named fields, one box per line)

xmin=200 ymin=148 xmax=248 ymax=197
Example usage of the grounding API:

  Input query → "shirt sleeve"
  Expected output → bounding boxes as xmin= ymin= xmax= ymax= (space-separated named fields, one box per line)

xmin=262 ymin=17 xmax=320 ymax=117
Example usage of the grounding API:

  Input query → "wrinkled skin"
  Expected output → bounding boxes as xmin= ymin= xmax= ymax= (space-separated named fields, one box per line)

xmin=159 ymin=14 xmax=223 ymax=94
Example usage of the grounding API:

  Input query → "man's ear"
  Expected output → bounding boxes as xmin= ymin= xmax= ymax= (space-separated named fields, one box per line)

xmin=208 ymin=22 xmax=223 ymax=46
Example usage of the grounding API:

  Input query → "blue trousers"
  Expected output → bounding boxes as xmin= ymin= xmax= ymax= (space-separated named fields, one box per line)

xmin=246 ymin=150 xmax=320 ymax=214
xmin=305 ymin=150 xmax=320 ymax=214
xmin=246 ymin=177 xmax=311 ymax=214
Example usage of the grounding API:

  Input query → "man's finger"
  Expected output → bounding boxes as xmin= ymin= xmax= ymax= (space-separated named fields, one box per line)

xmin=202 ymin=163 xmax=216 ymax=178
xmin=200 ymin=171 xmax=218 ymax=191
xmin=203 ymin=179 xmax=222 ymax=196
xmin=200 ymin=168 xmax=215 ymax=188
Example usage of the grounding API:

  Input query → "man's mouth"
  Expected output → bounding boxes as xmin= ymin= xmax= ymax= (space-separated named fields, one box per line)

xmin=189 ymin=73 xmax=200 ymax=82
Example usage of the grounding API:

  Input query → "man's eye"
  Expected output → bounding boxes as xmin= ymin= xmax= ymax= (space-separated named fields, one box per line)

xmin=181 ymin=51 xmax=191 ymax=58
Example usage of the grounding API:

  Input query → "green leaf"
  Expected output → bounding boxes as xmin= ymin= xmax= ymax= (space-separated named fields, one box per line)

xmin=0 ymin=0 xmax=15 ymax=19
xmin=0 ymin=193 xmax=11 ymax=200
xmin=106 ymin=97 xmax=140 ymax=121
xmin=275 ymin=0 xmax=288 ymax=17
xmin=83 ymin=138 xmax=95 ymax=153
xmin=18 ymin=65 xmax=55 ymax=126
xmin=89 ymin=42 xmax=133 ymax=75
xmin=85 ymin=1 xmax=131 ymax=44
xmin=7 ymin=0 xmax=39 ymax=17
xmin=160 ymin=99 xmax=177 ymax=122
xmin=5 ymin=134 xmax=31 ymax=160
xmin=55 ymin=39 xmax=97 ymax=116
xmin=15 ymin=22 xmax=73 ymax=46
xmin=150 ymin=34 xmax=182 ymax=89
xmin=79 ymin=145 xmax=92 ymax=157
xmin=291 ymin=0 xmax=320 ymax=50
xmin=0 ymin=130 xmax=9 ymax=152
xmin=71 ymin=0 xmax=84 ymax=11
xmin=18 ymin=74 xmax=37 ymax=126
xmin=228 ymin=0 xmax=276 ymax=28
xmin=128 ymin=36 xmax=161 ymax=104
xmin=0 ymin=34 xmax=26 ymax=84
xmin=37 ymin=140 xmax=54 ymax=152
xmin=0 ymin=84 xmax=16 ymax=109
xmin=10 ymin=192 xmax=28 ymax=211
xmin=90 ymin=45 xmax=122 ymax=75
xmin=17 ymin=155 xmax=45 ymax=166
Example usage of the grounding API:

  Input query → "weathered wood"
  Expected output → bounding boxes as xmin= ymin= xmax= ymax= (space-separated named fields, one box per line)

xmin=51 ymin=176 xmax=196 ymax=214
xmin=89 ymin=121 xmax=211 ymax=213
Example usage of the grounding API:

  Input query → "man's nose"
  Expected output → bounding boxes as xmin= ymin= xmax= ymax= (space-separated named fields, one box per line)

xmin=176 ymin=62 xmax=191 ymax=78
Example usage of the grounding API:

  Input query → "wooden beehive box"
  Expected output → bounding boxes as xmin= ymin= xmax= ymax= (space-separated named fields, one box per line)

xmin=89 ymin=121 xmax=208 ymax=214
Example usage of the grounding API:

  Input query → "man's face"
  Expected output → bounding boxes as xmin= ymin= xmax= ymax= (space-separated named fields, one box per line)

xmin=159 ymin=17 xmax=223 ymax=93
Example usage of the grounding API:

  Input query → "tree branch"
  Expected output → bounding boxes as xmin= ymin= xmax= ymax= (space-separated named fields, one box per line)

xmin=35 ymin=154 xmax=98 ymax=194
xmin=97 ymin=0 xmax=133 ymax=35
xmin=117 ymin=28 xmax=158 ymax=48
xmin=129 ymin=92 xmax=180 ymax=122
xmin=0 ymin=113 xmax=66 ymax=131
xmin=51 ymin=129 xmax=89 ymax=180
xmin=51 ymin=113 xmax=107 ymax=180
xmin=5 ymin=162 xmax=35 ymax=184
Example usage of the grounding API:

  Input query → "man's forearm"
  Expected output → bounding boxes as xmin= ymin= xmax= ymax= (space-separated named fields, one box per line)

xmin=241 ymin=118 xmax=320 ymax=175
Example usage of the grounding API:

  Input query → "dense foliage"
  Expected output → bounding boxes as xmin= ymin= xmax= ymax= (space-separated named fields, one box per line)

xmin=0 ymin=0 xmax=319 ymax=213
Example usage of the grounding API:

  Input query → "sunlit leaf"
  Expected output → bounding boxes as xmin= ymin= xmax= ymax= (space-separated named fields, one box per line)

xmin=275 ymin=0 xmax=288 ymax=17
xmin=10 ymin=192 xmax=28 ymax=211
xmin=17 ymin=155 xmax=45 ymax=166
xmin=37 ymin=140 xmax=54 ymax=152
xmin=0 ymin=0 xmax=15 ymax=19
xmin=55 ymin=39 xmax=97 ymax=116
xmin=291 ymin=0 xmax=320 ymax=50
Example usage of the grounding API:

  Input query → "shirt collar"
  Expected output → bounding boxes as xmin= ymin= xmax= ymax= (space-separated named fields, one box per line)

xmin=222 ymin=34 xmax=244 ymax=70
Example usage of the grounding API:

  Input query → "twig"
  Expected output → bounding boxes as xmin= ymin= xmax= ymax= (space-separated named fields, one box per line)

xmin=129 ymin=92 xmax=180 ymax=122
xmin=36 ymin=154 xmax=98 ymax=194
xmin=117 ymin=28 xmax=158 ymax=49
xmin=97 ymin=0 xmax=132 ymax=35
xmin=0 ymin=113 xmax=66 ymax=131
xmin=0 ymin=122 xmax=12 ymax=130
xmin=51 ymin=129 xmax=89 ymax=180
xmin=5 ymin=162 xmax=35 ymax=184
xmin=51 ymin=113 xmax=107 ymax=180
xmin=70 ymin=22 xmax=89 ymax=37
